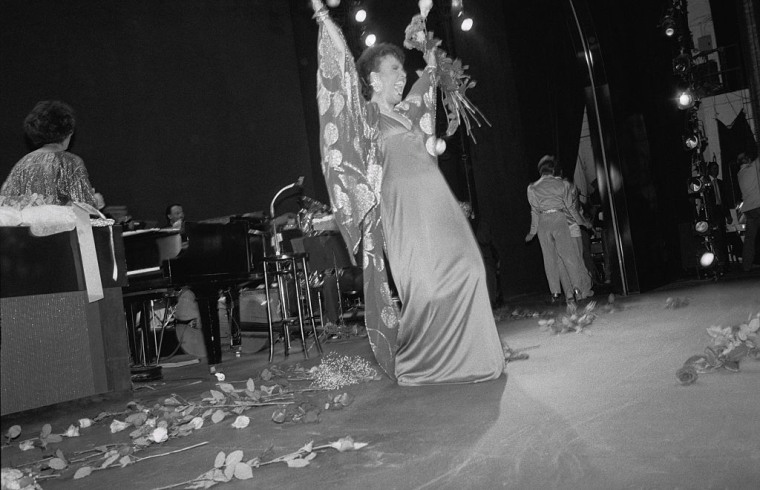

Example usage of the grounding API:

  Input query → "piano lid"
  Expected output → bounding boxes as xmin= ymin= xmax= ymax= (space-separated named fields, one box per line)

xmin=163 ymin=221 xmax=253 ymax=284
xmin=122 ymin=229 xmax=181 ymax=277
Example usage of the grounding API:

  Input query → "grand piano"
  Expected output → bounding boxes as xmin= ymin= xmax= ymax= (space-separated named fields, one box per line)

xmin=122 ymin=220 xmax=263 ymax=368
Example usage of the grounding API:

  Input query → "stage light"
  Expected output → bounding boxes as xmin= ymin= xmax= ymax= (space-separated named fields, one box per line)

xmin=688 ymin=177 xmax=704 ymax=193
xmin=672 ymin=52 xmax=691 ymax=76
xmin=355 ymin=9 xmax=366 ymax=22
xmin=661 ymin=15 xmax=676 ymax=37
xmin=699 ymin=251 xmax=715 ymax=267
xmin=452 ymin=0 xmax=463 ymax=9
xmin=461 ymin=17 xmax=473 ymax=31
xmin=694 ymin=220 xmax=710 ymax=235
xmin=683 ymin=132 xmax=700 ymax=150
xmin=364 ymin=33 xmax=376 ymax=47
xmin=676 ymin=89 xmax=696 ymax=110
xmin=326 ymin=0 xmax=341 ymax=7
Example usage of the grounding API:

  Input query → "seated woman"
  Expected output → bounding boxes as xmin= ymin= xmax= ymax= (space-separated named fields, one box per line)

xmin=1 ymin=100 xmax=97 ymax=207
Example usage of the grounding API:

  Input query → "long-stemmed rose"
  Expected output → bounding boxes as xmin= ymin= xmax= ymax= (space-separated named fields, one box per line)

xmin=403 ymin=12 xmax=491 ymax=143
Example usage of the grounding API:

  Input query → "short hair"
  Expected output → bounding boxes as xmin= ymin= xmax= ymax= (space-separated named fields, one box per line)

xmin=537 ymin=155 xmax=556 ymax=175
xmin=23 ymin=100 xmax=76 ymax=146
xmin=356 ymin=43 xmax=405 ymax=101
xmin=165 ymin=203 xmax=182 ymax=224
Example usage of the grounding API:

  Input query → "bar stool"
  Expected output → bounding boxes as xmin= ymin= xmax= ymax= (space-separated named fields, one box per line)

xmin=262 ymin=252 xmax=322 ymax=362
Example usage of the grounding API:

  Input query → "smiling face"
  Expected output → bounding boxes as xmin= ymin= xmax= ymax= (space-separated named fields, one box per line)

xmin=371 ymin=54 xmax=406 ymax=107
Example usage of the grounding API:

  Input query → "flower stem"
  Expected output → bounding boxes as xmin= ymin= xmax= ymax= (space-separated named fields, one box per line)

xmin=133 ymin=441 xmax=208 ymax=463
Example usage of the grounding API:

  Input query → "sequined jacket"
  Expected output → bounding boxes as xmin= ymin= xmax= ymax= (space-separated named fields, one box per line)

xmin=1 ymin=150 xmax=96 ymax=206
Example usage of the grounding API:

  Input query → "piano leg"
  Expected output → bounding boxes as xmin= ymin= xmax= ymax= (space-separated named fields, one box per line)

xmin=195 ymin=287 xmax=223 ymax=367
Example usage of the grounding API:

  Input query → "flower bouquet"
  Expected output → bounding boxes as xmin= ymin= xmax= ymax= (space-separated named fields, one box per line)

xmin=676 ymin=313 xmax=760 ymax=385
xmin=403 ymin=6 xmax=491 ymax=143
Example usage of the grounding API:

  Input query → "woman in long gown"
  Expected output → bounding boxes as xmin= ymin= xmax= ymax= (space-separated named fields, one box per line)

xmin=311 ymin=0 xmax=506 ymax=385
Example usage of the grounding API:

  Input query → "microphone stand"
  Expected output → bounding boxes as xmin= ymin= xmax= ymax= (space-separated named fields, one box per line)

xmin=269 ymin=176 xmax=304 ymax=255
xmin=266 ymin=176 xmax=305 ymax=356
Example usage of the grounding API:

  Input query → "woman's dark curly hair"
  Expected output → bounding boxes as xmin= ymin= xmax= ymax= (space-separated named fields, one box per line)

xmin=356 ymin=43 xmax=405 ymax=101
xmin=23 ymin=100 xmax=76 ymax=146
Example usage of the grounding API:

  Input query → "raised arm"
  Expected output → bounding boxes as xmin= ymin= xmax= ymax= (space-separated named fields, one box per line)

xmin=311 ymin=0 xmax=345 ymax=73
xmin=310 ymin=0 xmax=378 ymax=256
xmin=402 ymin=48 xmax=437 ymax=119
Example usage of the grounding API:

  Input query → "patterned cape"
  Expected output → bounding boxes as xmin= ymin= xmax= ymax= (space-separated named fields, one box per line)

xmin=315 ymin=22 xmax=401 ymax=379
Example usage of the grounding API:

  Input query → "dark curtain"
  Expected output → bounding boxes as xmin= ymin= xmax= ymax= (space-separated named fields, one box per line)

xmin=0 ymin=0 xmax=314 ymax=224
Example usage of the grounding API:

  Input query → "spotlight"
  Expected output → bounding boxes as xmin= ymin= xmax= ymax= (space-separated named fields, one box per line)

xmin=699 ymin=251 xmax=715 ymax=267
xmin=355 ymin=9 xmax=367 ymax=23
xmin=461 ymin=17 xmax=473 ymax=31
xmin=364 ymin=33 xmax=376 ymax=47
xmin=694 ymin=220 xmax=710 ymax=235
xmin=688 ymin=177 xmax=704 ymax=193
xmin=661 ymin=15 xmax=676 ymax=37
xmin=672 ymin=52 xmax=691 ymax=76
xmin=683 ymin=132 xmax=700 ymax=150
xmin=452 ymin=0 xmax=463 ymax=8
xmin=676 ymin=89 xmax=696 ymax=110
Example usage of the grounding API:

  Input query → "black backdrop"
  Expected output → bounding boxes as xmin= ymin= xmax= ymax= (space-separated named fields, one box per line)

xmin=0 ymin=0 xmax=316 ymax=224
xmin=1 ymin=0 xmax=689 ymax=297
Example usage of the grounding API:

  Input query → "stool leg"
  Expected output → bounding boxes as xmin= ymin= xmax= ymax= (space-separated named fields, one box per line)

xmin=317 ymin=290 xmax=324 ymax=332
xmin=263 ymin=264 xmax=275 ymax=363
xmin=276 ymin=262 xmax=291 ymax=356
xmin=291 ymin=257 xmax=309 ymax=358
xmin=300 ymin=255 xmax=322 ymax=355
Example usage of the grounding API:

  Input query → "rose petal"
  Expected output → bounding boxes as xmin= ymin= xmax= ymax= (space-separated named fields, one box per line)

xmin=110 ymin=420 xmax=130 ymax=433
xmin=19 ymin=440 xmax=35 ymax=451
xmin=676 ymin=366 xmax=698 ymax=386
xmin=150 ymin=427 xmax=168 ymax=443
xmin=64 ymin=425 xmax=80 ymax=438
xmin=231 ymin=416 xmax=250 ymax=429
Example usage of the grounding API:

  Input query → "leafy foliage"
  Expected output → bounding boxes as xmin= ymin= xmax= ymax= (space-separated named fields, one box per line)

xmin=677 ymin=313 xmax=760 ymax=384
xmin=158 ymin=437 xmax=369 ymax=490
xmin=1 ymin=366 xmax=372 ymax=487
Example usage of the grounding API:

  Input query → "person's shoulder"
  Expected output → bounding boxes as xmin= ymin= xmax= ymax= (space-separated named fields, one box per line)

xmin=14 ymin=150 xmax=41 ymax=164
xmin=61 ymin=150 xmax=83 ymax=161
xmin=57 ymin=151 xmax=85 ymax=166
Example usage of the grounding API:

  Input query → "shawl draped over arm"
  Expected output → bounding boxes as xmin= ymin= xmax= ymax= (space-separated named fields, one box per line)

xmin=315 ymin=18 xmax=401 ymax=379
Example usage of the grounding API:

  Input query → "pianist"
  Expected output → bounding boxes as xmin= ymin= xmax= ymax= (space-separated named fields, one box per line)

xmin=1 ymin=100 xmax=98 ymax=208
xmin=165 ymin=203 xmax=189 ymax=247
xmin=162 ymin=203 xmax=206 ymax=359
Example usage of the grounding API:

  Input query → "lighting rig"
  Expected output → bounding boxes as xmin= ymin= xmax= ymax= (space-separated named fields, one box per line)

xmin=660 ymin=0 xmax=720 ymax=277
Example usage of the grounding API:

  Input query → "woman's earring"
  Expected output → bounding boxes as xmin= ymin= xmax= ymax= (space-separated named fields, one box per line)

xmin=371 ymin=80 xmax=383 ymax=93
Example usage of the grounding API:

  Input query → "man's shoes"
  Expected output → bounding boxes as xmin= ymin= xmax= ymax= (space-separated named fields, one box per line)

xmin=573 ymin=288 xmax=594 ymax=301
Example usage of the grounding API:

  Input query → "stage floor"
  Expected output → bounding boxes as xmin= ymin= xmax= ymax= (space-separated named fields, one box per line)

xmin=2 ymin=271 xmax=759 ymax=489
